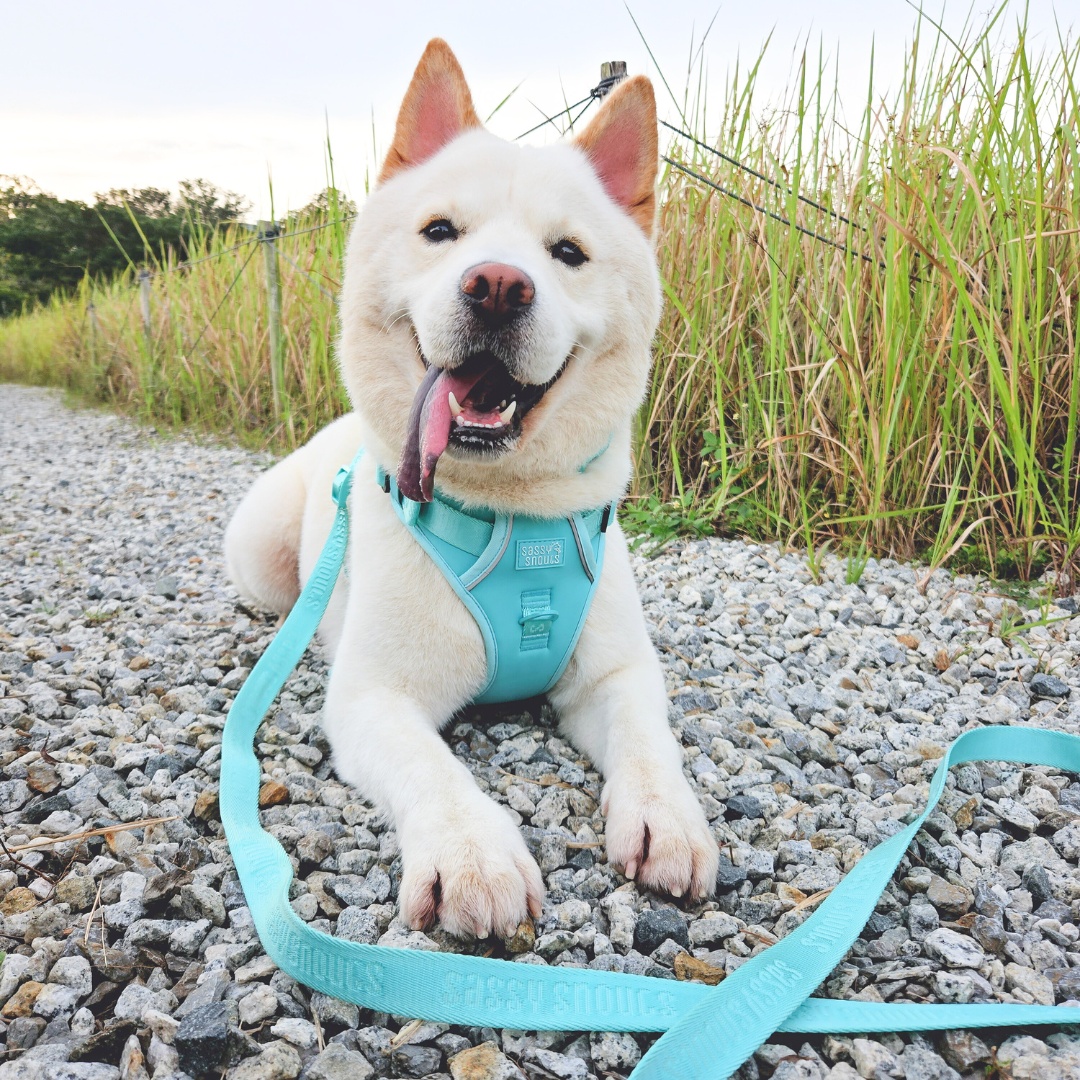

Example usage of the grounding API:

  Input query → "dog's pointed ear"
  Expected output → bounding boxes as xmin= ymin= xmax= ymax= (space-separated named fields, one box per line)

xmin=379 ymin=39 xmax=482 ymax=184
xmin=574 ymin=75 xmax=658 ymax=235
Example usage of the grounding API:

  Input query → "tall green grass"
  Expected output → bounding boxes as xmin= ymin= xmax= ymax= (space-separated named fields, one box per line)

xmin=0 ymin=216 xmax=349 ymax=451
xmin=637 ymin=10 xmax=1080 ymax=585
xmin=2 ymin=9 xmax=1078 ymax=583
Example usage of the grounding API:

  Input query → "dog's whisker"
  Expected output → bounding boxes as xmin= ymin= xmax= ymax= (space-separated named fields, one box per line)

xmin=381 ymin=308 xmax=412 ymax=335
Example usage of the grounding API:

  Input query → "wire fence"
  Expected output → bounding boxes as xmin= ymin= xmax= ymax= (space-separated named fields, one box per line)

xmin=661 ymin=156 xmax=882 ymax=267
xmin=110 ymin=64 xmax=891 ymax=397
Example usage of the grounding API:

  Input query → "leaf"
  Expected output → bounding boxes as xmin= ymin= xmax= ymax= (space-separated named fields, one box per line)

xmin=673 ymin=953 xmax=724 ymax=985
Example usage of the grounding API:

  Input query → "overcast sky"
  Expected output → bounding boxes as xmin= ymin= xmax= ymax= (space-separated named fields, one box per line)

xmin=2 ymin=1 xmax=1073 ymax=217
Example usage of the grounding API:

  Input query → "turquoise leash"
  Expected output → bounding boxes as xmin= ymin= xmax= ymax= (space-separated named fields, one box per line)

xmin=220 ymin=452 xmax=1079 ymax=1079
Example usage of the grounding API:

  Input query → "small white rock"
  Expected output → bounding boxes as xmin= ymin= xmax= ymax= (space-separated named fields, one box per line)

xmin=238 ymin=982 xmax=279 ymax=1025
xmin=270 ymin=1017 xmax=320 ymax=1049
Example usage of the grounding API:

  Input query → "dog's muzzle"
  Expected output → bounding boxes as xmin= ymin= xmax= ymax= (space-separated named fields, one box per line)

xmin=395 ymin=350 xmax=567 ymax=503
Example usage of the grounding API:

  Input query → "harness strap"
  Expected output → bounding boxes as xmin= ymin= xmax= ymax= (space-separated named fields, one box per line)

xmin=579 ymin=432 xmax=614 ymax=473
xmin=420 ymin=497 xmax=493 ymax=558
xmin=220 ymin=452 xmax=1080 ymax=1080
xmin=579 ymin=505 xmax=607 ymax=540
xmin=373 ymin=463 xmax=607 ymax=557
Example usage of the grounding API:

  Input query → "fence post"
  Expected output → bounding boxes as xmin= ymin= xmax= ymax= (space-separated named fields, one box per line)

xmin=597 ymin=61 xmax=627 ymax=98
xmin=87 ymin=301 xmax=98 ymax=371
xmin=138 ymin=269 xmax=152 ymax=351
xmin=260 ymin=220 xmax=284 ymax=419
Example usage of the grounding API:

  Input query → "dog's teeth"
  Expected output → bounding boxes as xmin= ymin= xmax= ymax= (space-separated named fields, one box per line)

xmin=448 ymin=391 xmax=462 ymax=418
xmin=499 ymin=400 xmax=517 ymax=423
xmin=454 ymin=414 xmax=466 ymax=426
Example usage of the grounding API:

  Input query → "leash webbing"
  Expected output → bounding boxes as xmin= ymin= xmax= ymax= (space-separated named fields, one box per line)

xmin=220 ymin=452 xmax=1079 ymax=1079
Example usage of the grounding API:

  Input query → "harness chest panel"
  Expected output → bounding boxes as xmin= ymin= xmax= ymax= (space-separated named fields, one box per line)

xmin=379 ymin=467 xmax=610 ymax=704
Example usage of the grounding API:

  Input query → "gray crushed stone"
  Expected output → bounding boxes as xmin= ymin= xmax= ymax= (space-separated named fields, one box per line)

xmin=2 ymin=384 xmax=1080 ymax=1080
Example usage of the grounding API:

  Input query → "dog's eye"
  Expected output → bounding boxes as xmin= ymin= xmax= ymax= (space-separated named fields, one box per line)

xmin=421 ymin=219 xmax=459 ymax=243
xmin=550 ymin=239 xmax=587 ymax=267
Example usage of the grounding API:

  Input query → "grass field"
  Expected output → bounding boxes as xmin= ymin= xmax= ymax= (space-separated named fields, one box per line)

xmin=2 ymin=10 xmax=1079 ymax=586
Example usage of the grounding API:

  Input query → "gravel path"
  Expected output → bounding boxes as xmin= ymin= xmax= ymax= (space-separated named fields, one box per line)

xmin=2 ymin=383 xmax=1080 ymax=1080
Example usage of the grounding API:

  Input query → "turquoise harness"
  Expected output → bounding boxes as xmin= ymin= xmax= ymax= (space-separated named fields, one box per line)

xmin=220 ymin=449 xmax=1080 ymax=1080
xmin=376 ymin=460 xmax=611 ymax=703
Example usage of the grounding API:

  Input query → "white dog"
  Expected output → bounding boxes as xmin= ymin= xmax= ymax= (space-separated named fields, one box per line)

xmin=225 ymin=39 xmax=718 ymax=938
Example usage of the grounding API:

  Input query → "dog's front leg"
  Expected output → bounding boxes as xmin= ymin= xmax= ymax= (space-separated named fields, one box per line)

xmin=323 ymin=681 xmax=543 ymax=938
xmin=551 ymin=528 xmax=719 ymax=899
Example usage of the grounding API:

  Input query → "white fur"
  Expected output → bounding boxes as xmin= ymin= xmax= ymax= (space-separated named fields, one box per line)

xmin=226 ymin=100 xmax=718 ymax=939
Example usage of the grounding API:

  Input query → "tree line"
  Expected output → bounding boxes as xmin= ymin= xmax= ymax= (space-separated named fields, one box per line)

xmin=0 ymin=177 xmax=251 ymax=316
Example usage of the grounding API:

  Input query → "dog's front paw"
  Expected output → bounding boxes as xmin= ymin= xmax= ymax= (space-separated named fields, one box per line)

xmin=603 ymin=769 xmax=719 ymax=900
xmin=399 ymin=802 xmax=544 ymax=939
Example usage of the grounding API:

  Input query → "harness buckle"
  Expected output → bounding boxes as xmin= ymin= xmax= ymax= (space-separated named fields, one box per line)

xmin=600 ymin=504 xmax=611 ymax=533
xmin=332 ymin=466 xmax=352 ymax=509
xmin=374 ymin=463 xmax=391 ymax=493
xmin=519 ymin=589 xmax=558 ymax=651
xmin=401 ymin=496 xmax=421 ymax=526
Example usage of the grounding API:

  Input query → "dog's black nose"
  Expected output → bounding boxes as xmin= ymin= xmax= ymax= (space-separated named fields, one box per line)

xmin=461 ymin=263 xmax=534 ymax=324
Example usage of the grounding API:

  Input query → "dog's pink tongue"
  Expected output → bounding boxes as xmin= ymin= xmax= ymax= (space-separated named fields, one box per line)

xmin=396 ymin=364 xmax=489 ymax=502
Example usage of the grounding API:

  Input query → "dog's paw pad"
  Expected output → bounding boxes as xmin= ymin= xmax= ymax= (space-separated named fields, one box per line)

xmin=604 ymin=776 xmax=719 ymax=900
xmin=399 ymin=818 xmax=544 ymax=939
